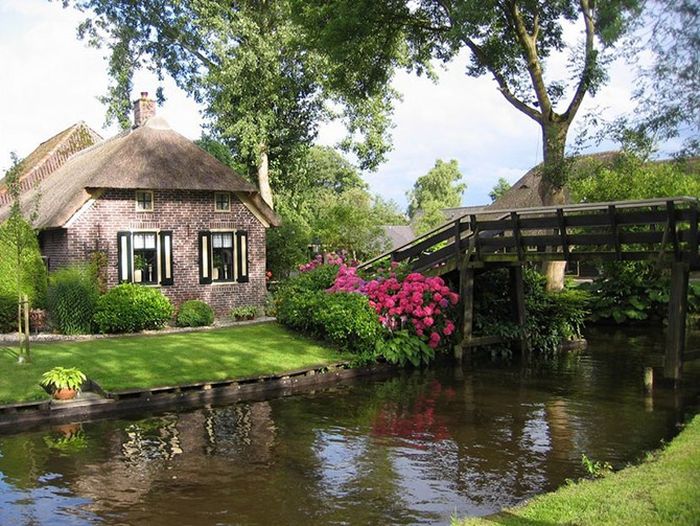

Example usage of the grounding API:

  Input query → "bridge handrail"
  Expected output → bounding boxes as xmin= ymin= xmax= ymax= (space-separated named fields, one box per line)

xmin=360 ymin=196 xmax=698 ymax=270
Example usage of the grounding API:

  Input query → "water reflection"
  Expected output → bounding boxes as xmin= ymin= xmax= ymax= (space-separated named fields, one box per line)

xmin=0 ymin=327 xmax=697 ymax=525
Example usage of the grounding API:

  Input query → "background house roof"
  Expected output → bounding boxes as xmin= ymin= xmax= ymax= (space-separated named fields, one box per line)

xmin=0 ymin=122 xmax=102 ymax=203
xmin=0 ymin=116 xmax=280 ymax=228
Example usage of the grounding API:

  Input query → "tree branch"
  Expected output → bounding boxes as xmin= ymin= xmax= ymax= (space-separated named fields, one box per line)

xmin=563 ymin=0 xmax=595 ymax=121
xmin=508 ymin=1 xmax=552 ymax=118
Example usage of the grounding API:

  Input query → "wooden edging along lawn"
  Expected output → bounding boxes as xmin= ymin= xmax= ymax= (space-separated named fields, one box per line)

xmin=0 ymin=361 xmax=393 ymax=434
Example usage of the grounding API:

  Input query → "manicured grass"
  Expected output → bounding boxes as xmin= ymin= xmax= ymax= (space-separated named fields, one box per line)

xmin=454 ymin=414 xmax=700 ymax=526
xmin=0 ymin=323 xmax=349 ymax=404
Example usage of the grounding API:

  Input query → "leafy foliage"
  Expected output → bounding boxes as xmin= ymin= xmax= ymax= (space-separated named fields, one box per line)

xmin=229 ymin=305 xmax=259 ymax=321
xmin=474 ymin=267 xmax=590 ymax=353
xmin=377 ymin=329 xmax=434 ymax=367
xmin=93 ymin=284 xmax=174 ymax=334
xmin=407 ymin=159 xmax=465 ymax=233
xmin=47 ymin=265 xmax=100 ymax=335
xmin=489 ymin=177 xmax=512 ymax=202
xmin=39 ymin=367 xmax=87 ymax=392
xmin=176 ymin=300 xmax=215 ymax=327
xmin=569 ymin=153 xmax=700 ymax=203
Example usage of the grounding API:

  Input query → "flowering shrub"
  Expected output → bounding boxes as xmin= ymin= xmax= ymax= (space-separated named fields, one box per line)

xmin=329 ymin=265 xmax=459 ymax=351
xmin=298 ymin=252 xmax=347 ymax=272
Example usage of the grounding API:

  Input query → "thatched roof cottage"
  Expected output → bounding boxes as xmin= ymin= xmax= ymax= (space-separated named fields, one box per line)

xmin=0 ymin=92 xmax=280 ymax=314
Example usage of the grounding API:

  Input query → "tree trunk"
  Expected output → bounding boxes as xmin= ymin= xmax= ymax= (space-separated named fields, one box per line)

xmin=257 ymin=143 xmax=274 ymax=209
xmin=539 ymin=121 xmax=569 ymax=291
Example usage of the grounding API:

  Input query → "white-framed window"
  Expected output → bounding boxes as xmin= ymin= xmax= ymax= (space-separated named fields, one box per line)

xmin=117 ymin=230 xmax=174 ymax=285
xmin=199 ymin=230 xmax=248 ymax=284
xmin=135 ymin=190 xmax=154 ymax=212
xmin=214 ymin=192 xmax=231 ymax=212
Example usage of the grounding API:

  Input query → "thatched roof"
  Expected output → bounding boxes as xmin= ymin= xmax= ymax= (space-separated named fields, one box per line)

xmin=487 ymin=151 xmax=622 ymax=212
xmin=0 ymin=122 xmax=102 ymax=200
xmin=0 ymin=116 xmax=280 ymax=228
xmin=381 ymin=225 xmax=415 ymax=250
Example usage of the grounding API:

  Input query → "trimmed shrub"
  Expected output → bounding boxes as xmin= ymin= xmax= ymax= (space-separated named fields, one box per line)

xmin=176 ymin=300 xmax=215 ymax=327
xmin=93 ymin=284 xmax=174 ymax=333
xmin=0 ymin=293 xmax=15 ymax=333
xmin=47 ymin=265 xmax=100 ymax=335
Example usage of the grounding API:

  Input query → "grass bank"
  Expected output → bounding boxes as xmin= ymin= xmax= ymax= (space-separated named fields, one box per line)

xmin=454 ymin=414 xmax=700 ymax=526
xmin=0 ymin=323 xmax=348 ymax=404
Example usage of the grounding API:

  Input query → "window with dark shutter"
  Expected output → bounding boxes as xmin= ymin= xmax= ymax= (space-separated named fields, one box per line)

xmin=236 ymin=231 xmax=249 ymax=283
xmin=117 ymin=232 xmax=132 ymax=283
xmin=159 ymin=231 xmax=174 ymax=285
xmin=199 ymin=231 xmax=212 ymax=284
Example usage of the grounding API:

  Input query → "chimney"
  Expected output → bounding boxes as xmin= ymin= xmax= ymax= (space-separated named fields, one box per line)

xmin=133 ymin=91 xmax=156 ymax=128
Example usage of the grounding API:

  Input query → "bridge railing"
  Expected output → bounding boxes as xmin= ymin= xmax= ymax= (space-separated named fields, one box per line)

xmin=361 ymin=196 xmax=699 ymax=273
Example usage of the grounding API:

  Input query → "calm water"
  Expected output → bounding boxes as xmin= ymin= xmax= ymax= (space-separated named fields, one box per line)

xmin=1 ymin=327 xmax=698 ymax=525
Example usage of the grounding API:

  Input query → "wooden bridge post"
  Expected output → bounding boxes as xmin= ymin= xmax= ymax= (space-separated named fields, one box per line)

xmin=455 ymin=264 xmax=474 ymax=363
xmin=664 ymin=261 xmax=689 ymax=383
xmin=510 ymin=265 xmax=528 ymax=356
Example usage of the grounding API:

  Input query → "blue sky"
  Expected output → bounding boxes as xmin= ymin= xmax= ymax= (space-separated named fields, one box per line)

xmin=0 ymin=0 xmax=644 ymax=210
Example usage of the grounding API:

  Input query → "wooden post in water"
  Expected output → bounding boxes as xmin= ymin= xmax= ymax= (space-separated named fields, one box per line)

xmin=510 ymin=265 xmax=528 ymax=356
xmin=456 ymin=265 xmax=474 ymax=363
xmin=665 ymin=262 xmax=689 ymax=383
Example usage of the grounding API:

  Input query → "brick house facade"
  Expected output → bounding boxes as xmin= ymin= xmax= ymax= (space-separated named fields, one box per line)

xmin=2 ymin=93 xmax=279 ymax=315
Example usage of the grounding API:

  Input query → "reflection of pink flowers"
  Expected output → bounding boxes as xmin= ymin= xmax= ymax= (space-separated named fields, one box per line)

xmin=326 ymin=262 xmax=460 ymax=350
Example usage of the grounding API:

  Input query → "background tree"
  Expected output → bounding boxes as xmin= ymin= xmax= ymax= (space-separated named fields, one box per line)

xmin=267 ymin=147 xmax=397 ymax=277
xmin=0 ymin=154 xmax=47 ymax=363
xmin=294 ymin=0 xmax=641 ymax=288
xmin=67 ymin=0 xmax=396 ymax=206
xmin=489 ymin=177 xmax=512 ymax=202
xmin=407 ymin=159 xmax=466 ymax=233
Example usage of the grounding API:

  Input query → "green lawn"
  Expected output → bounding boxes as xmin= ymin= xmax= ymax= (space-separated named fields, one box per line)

xmin=0 ymin=323 xmax=348 ymax=404
xmin=454 ymin=414 xmax=700 ymax=526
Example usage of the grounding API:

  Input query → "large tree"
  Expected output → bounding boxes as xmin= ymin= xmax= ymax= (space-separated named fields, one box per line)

xmin=294 ymin=0 xmax=640 ymax=287
xmin=66 ymin=0 xmax=396 ymax=206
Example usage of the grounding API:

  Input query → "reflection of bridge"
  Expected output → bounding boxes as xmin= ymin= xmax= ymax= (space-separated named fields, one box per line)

xmin=361 ymin=197 xmax=700 ymax=384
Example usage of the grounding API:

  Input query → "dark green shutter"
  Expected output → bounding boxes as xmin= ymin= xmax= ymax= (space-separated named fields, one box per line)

xmin=199 ymin=231 xmax=212 ymax=284
xmin=236 ymin=231 xmax=249 ymax=283
xmin=117 ymin=231 xmax=132 ymax=283
xmin=159 ymin=231 xmax=174 ymax=286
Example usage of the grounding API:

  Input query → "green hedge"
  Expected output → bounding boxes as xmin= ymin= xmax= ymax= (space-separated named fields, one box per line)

xmin=47 ymin=265 xmax=100 ymax=334
xmin=0 ymin=293 xmax=16 ymax=333
xmin=93 ymin=284 xmax=174 ymax=333
xmin=176 ymin=300 xmax=215 ymax=327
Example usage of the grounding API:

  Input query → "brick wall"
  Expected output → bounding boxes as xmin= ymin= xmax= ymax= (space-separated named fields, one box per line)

xmin=50 ymin=188 xmax=268 ymax=314
xmin=39 ymin=229 xmax=70 ymax=271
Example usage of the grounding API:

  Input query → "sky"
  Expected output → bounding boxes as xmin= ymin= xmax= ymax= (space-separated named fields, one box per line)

xmin=0 ymin=0 xmax=644 ymax=209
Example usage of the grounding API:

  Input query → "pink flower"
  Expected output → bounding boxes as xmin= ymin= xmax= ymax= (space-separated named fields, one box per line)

xmin=423 ymin=316 xmax=434 ymax=327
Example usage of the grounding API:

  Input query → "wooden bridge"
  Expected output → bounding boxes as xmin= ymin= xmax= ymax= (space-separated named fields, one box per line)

xmin=361 ymin=197 xmax=700 ymax=384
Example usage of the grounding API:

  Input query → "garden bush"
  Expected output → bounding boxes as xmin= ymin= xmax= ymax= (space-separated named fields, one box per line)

xmin=93 ymin=284 xmax=174 ymax=333
xmin=229 ymin=305 xmax=259 ymax=321
xmin=47 ymin=265 xmax=100 ymax=334
xmin=176 ymin=300 xmax=214 ymax=327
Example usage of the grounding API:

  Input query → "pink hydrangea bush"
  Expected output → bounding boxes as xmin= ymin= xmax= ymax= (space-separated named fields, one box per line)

xmin=298 ymin=252 xmax=353 ymax=273
xmin=328 ymin=265 xmax=459 ymax=350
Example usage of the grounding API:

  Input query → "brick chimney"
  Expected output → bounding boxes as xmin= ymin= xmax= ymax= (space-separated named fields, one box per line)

xmin=133 ymin=91 xmax=156 ymax=128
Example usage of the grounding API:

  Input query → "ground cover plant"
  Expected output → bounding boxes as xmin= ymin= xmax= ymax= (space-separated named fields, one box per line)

xmin=0 ymin=323 xmax=347 ymax=404
xmin=454 ymin=414 xmax=700 ymax=526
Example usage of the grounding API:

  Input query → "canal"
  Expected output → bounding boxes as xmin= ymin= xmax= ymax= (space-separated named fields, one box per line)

xmin=1 ymin=327 xmax=698 ymax=525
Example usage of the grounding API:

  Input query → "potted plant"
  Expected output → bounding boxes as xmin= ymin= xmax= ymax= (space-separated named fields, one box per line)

xmin=134 ymin=255 xmax=148 ymax=283
xmin=39 ymin=367 xmax=87 ymax=400
xmin=212 ymin=254 xmax=224 ymax=280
